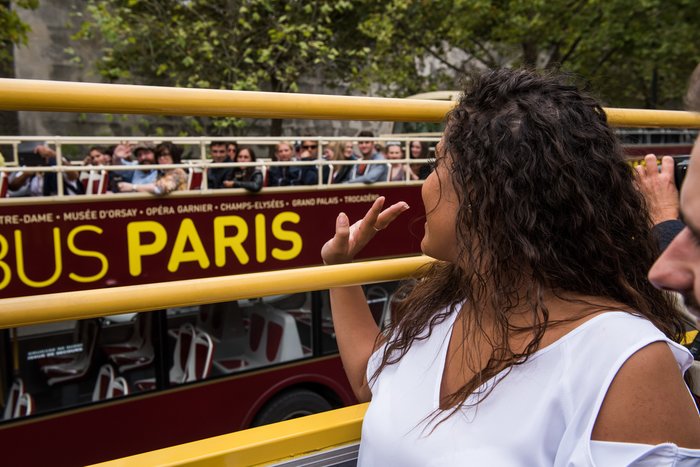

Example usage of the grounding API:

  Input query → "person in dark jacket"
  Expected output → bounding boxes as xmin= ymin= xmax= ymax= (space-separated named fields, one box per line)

xmin=223 ymin=147 xmax=263 ymax=192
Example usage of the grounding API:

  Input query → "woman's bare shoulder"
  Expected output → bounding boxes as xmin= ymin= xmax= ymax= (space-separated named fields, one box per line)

xmin=592 ymin=340 xmax=700 ymax=448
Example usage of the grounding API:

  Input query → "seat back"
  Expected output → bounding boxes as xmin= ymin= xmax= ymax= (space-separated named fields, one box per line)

xmin=79 ymin=170 xmax=90 ymax=191
xmin=170 ymin=323 xmax=195 ymax=384
xmin=366 ymin=286 xmax=390 ymax=326
xmin=0 ymin=171 xmax=8 ymax=198
xmin=186 ymin=330 xmax=214 ymax=382
xmin=187 ymin=166 xmax=204 ymax=190
xmin=258 ymin=163 xmax=268 ymax=187
xmin=3 ymin=378 xmax=24 ymax=420
xmin=14 ymin=393 xmax=33 ymax=418
xmin=92 ymin=364 xmax=115 ymax=402
xmin=264 ymin=309 xmax=304 ymax=363
xmin=109 ymin=376 xmax=130 ymax=397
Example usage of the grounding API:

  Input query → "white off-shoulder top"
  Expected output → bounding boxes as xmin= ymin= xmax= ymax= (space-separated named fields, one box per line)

xmin=359 ymin=311 xmax=700 ymax=466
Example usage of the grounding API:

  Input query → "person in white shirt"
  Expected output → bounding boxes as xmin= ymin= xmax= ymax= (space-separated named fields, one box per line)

xmin=322 ymin=68 xmax=700 ymax=466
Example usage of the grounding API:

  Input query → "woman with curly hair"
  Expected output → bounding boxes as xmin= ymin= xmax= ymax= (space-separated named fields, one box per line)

xmin=322 ymin=68 xmax=700 ymax=465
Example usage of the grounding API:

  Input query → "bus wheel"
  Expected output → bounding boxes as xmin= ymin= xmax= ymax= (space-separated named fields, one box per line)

xmin=252 ymin=389 xmax=332 ymax=427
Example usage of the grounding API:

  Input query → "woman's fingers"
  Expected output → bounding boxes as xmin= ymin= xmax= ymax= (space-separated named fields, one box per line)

xmin=321 ymin=212 xmax=351 ymax=265
xmin=376 ymin=201 xmax=410 ymax=230
xmin=321 ymin=198 xmax=410 ymax=265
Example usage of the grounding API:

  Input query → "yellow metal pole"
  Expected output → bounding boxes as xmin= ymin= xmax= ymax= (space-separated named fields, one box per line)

xmin=1 ymin=79 xmax=700 ymax=127
xmin=0 ymin=256 xmax=433 ymax=329
xmin=92 ymin=403 xmax=368 ymax=467
xmin=0 ymin=79 xmax=450 ymax=122
xmin=605 ymin=108 xmax=700 ymax=128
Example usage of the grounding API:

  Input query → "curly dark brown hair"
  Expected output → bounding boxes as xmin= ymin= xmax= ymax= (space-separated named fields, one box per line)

xmin=373 ymin=68 xmax=687 ymax=419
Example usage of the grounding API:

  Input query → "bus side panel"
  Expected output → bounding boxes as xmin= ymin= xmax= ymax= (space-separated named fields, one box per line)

xmin=0 ymin=356 xmax=350 ymax=467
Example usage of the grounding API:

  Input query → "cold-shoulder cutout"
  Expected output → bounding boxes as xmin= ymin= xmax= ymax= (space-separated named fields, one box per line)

xmin=591 ymin=340 xmax=700 ymax=448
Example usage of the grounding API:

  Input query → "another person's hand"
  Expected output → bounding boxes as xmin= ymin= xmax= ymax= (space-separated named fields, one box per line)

xmin=113 ymin=142 xmax=133 ymax=160
xmin=635 ymin=154 xmax=680 ymax=225
xmin=223 ymin=180 xmax=235 ymax=188
xmin=321 ymin=196 xmax=409 ymax=265
xmin=118 ymin=181 xmax=136 ymax=192
xmin=34 ymin=145 xmax=56 ymax=159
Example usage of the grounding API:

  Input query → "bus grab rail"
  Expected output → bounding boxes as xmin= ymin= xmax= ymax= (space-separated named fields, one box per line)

xmin=1 ymin=78 xmax=700 ymax=128
xmin=0 ymin=256 xmax=432 ymax=329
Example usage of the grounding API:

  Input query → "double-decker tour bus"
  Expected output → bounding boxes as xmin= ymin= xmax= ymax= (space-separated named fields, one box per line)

xmin=0 ymin=135 xmax=431 ymax=466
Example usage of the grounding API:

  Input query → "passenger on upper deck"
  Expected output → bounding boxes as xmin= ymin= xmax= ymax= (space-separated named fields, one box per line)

xmin=223 ymin=146 xmax=263 ymax=192
xmin=118 ymin=142 xmax=187 ymax=195
xmin=113 ymin=142 xmax=157 ymax=188
xmin=323 ymin=68 xmax=700 ymax=466
xmin=265 ymin=137 xmax=326 ymax=186
xmin=296 ymin=138 xmax=329 ymax=185
xmin=207 ymin=141 xmax=233 ymax=189
xmin=8 ymin=144 xmax=84 ymax=197
xmin=225 ymin=141 xmax=238 ymax=162
xmin=409 ymin=140 xmax=432 ymax=180
xmin=326 ymin=141 xmax=357 ymax=184
xmin=345 ymin=131 xmax=388 ymax=184
xmin=385 ymin=142 xmax=406 ymax=182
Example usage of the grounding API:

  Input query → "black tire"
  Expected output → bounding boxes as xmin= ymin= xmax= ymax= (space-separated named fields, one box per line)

xmin=252 ymin=389 xmax=333 ymax=427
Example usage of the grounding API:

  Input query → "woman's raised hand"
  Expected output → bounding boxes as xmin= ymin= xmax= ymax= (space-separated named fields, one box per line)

xmin=321 ymin=196 xmax=409 ymax=265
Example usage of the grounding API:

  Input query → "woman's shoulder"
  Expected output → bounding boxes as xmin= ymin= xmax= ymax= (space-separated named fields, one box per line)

xmin=591 ymin=339 xmax=700 ymax=449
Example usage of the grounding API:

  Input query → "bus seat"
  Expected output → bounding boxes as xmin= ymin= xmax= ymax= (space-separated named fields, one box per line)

xmin=79 ymin=170 xmax=90 ymax=190
xmin=214 ymin=308 xmax=303 ymax=374
xmin=14 ymin=393 xmax=33 ymax=418
xmin=109 ymin=376 xmax=129 ymax=398
xmin=186 ymin=330 xmax=214 ymax=381
xmin=258 ymin=163 xmax=268 ymax=187
xmin=187 ymin=165 xmax=204 ymax=190
xmin=366 ymin=286 xmax=390 ymax=327
xmin=43 ymin=320 xmax=100 ymax=386
xmin=91 ymin=364 xmax=115 ymax=402
xmin=102 ymin=312 xmax=150 ymax=355
xmin=0 ymin=172 xmax=8 ymax=198
xmin=134 ymin=323 xmax=195 ymax=391
xmin=108 ymin=314 xmax=154 ymax=372
xmin=197 ymin=301 xmax=244 ymax=341
xmin=3 ymin=378 xmax=25 ymax=420
xmin=84 ymin=169 xmax=106 ymax=195
xmin=265 ymin=309 xmax=304 ymax=363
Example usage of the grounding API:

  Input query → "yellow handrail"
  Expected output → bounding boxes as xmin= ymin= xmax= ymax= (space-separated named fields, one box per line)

xmin=92 ymin=404 xmax=368 ymax=467
xmin=0 ymin=79 xmax=449 ymax=122
xmin=0 ymin=256 xmax=432 ymax=329
xmin=1 ymin=79 xmax=700 ymax=127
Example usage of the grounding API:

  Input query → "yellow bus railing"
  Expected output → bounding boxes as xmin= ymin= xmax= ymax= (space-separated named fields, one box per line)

xmin=0 ymin=256 xmax=432 ymax=329
xmin=92 ymin=404 xmax=368 ymax=467
xmin=2 ymin=79 xmax=700 ymax=127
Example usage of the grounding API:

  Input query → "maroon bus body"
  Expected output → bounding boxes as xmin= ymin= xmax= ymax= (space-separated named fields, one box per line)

xmin=0 ymin=184 xmax=425 ymax=466
xmin=0 ymin=356 xmax=353 ymax=466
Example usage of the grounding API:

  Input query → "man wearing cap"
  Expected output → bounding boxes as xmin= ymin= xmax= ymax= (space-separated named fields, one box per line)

xmin=114 ymin=142 xmax=157 ymax=191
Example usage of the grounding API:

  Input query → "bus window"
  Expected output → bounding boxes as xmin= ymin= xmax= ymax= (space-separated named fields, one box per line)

xmin=2 ymin=314 xmax=157 ymax=421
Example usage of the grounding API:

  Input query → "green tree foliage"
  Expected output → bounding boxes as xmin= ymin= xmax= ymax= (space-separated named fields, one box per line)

xmin=354 ymin=0 xmax=700 ymax=109
xmin=75 ymin=0 xmax=368 ymax=135
xmin=0 ymin=0 xmax=38 ymax=75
